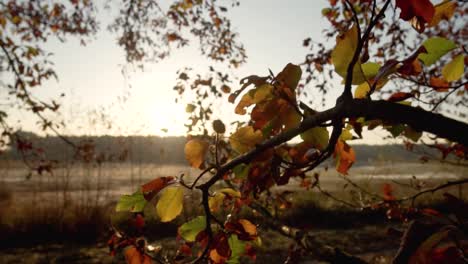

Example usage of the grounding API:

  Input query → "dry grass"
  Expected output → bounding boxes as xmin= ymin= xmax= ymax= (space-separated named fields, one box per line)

xmin=0 ymin=160 xmax=466 ymax=263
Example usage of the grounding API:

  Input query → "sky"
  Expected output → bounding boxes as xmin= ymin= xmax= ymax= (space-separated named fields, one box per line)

xmin=5 ymin=0 xmax=392 ymax=143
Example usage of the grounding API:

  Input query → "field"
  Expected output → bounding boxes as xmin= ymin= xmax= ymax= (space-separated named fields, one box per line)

xmin=0 ymin=160 xmax=466 ymax=263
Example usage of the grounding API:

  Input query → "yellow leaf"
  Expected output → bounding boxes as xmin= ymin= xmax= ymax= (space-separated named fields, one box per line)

xmin=184 ymin=139 xmax=208 ymax=168
xmin=234 ymin=84 xmax=273 ymax=115
xmin=208 ymin=188 xmax=240 ymax=212
xmin=429 ymin=1 xmax=456 ymax=27
xmin=229 ymin=126 xmax=263 ymax=154
xmin=300 ymin=127 xmax=329 ymax=150
xmin=442 ymin=54 xmax=464 ymax=82
xmin=208 ymin=192 xmax=225 ymax=212
xmin=354 ymin=82 xmax=370 ymax=99
xmin=340 ymin=126 xmax=353 ymax=141
xmin=331 ymin=25 xmax=366 ymax=85
xmin=156 ymin=186 xmax=184 ymax=222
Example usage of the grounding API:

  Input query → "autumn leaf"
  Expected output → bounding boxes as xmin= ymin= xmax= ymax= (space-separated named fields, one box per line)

xmin=156 ymin=186 xmax=184 ymax=222
xmin=184 ymin=139 xmax=209 ymax=168
xmin=124 ymin=246 xmax=152 ymax=264
xmin=178 ymin=216 xmax=206 ymax=242
xmin=229 ymin=126 xmax=263 ymax=154
xmin=442 ymin=54 xmax=464 ymax=82
xmin=185 ymin=103 xmax=195 ymax=113
xmin=116 ymin=190 xmax=147 ymax=213
xmin=275 ymin=63 xmax=302 ymax=91
xmin=334 ymin=140 xmax=355 ymax=175
xmin=429 ymin=1 xmax=457 ymax=27
xmin=141 ymin=176 xmax=175 ymax=201
xmin=331 ymin=25 xmax=366 ymax=84
xmin=209 ymin=188 xmax=241 ymax=212
xmin=430 ymin=77 xmax=449 ymax=92
xmin=396 ymin=0 xmax=434 ymax=32
xmin=300 ymin=127 xmax=329 ymax=150
xmin=212 ymin=119 xmax=226 ymax=134
xmin=235 ymin=84 xmax=273 ymax=115
xmin=418 ymin=37 xmax=456 ymax=66
xmin=387 ymin=92 xmax=414 ymax=102
xmin=225 ymin=219 xmax=257 ymax=241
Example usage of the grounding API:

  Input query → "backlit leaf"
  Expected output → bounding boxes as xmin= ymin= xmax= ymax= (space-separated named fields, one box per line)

xmin=235 ymin=84 xmax=273 ymax=115
xmin=156 ymin=186 xmax=184 ymax=222
xmin=276 ymin=63 xmax=302 ymax=90
xmin=178 ymin=216 xmax=206 ymax=242
xmin=442 ymin=54 xmax=464 ymax=82
xmin=361 ymin=62 xmax=381 ymax=79
xmin=213 ymin=119 xmax=226 ymax=134
xmin=185 ymin=104 xmax=196 ymax=113
xmin=184 ymin=139 xmax=209 ymax=168
xmin=116 ymin=190 xmax=147 ymax=213
xmin=300 ymin=127 xmax=329 ymax=150
xmin=331 ymin=25 xmax=366 ymax=84
xmin=354 ymin=82 xmax=370 ymax=99
xmin=418 ymin=37 xmax=456 ymax=66
xmin=229 ymin=126 xmax=263 ymax=154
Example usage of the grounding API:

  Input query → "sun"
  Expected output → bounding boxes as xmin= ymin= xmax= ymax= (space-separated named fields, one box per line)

xmin=146 ymin=101 xmax=188 ymax=136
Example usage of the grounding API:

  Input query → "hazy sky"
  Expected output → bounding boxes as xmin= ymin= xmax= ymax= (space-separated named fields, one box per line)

xmin=6 ymin=0 xmax=391 ymax=143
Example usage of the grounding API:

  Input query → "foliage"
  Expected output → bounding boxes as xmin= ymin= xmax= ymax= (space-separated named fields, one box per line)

xmin=1 ymin=0 xmax=468 ymax=264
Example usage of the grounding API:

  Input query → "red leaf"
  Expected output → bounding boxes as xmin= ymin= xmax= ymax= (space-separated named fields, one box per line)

xmin=396 ymin=0 xmax=435 ymax=32
xmin=383 ymin=183 xmax=395 ymax=201
xmin=141 ymin=176 xmax=175 ymax=201
xmin=387 ymin=92 xmax=414 ymax=102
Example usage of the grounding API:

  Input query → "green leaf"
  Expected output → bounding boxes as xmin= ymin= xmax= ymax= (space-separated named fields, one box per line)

xmin=116 ymin=190 xmax=147 ymax=213
xmin=442 ymin=54 xmax=464 ymax=82
xmin=300 ymin=127 xmax=330 ymax=150
xmin=233 ymin=163 xmax=251 ymax=179
xmin=227 ymin=235 xmax=246 ymax=264
xmin=156 ymin=186 xmax=184 ymax=222
xmin=387 ymin=124 xmax=405 ymax=138
xmin=418 ymin=37 xmax=456 ymax=66
xmin=178 ymin=216 xmax=206 ymax=242
xmin=331 ymin=25 xmax=366 ymax=84
xmin=361 ymin=62 xmax=381 ymax=79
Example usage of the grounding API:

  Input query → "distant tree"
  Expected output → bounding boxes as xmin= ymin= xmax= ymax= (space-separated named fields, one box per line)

xmin=1 ymin=1 xmax=468 ymax=263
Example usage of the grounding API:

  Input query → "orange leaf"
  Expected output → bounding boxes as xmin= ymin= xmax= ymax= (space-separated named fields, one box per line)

xmin=430 ymin=77 xmax=449 ymax=92
xmin=184 ymin=139 xmax=209 ymax=168
xmin=124 ymin=246 xmax=152 ymax=264
xmin=387 ymin=92 xmax=414 ymax=102
xmin=334 ymin=140 xmax=355 ymax=175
